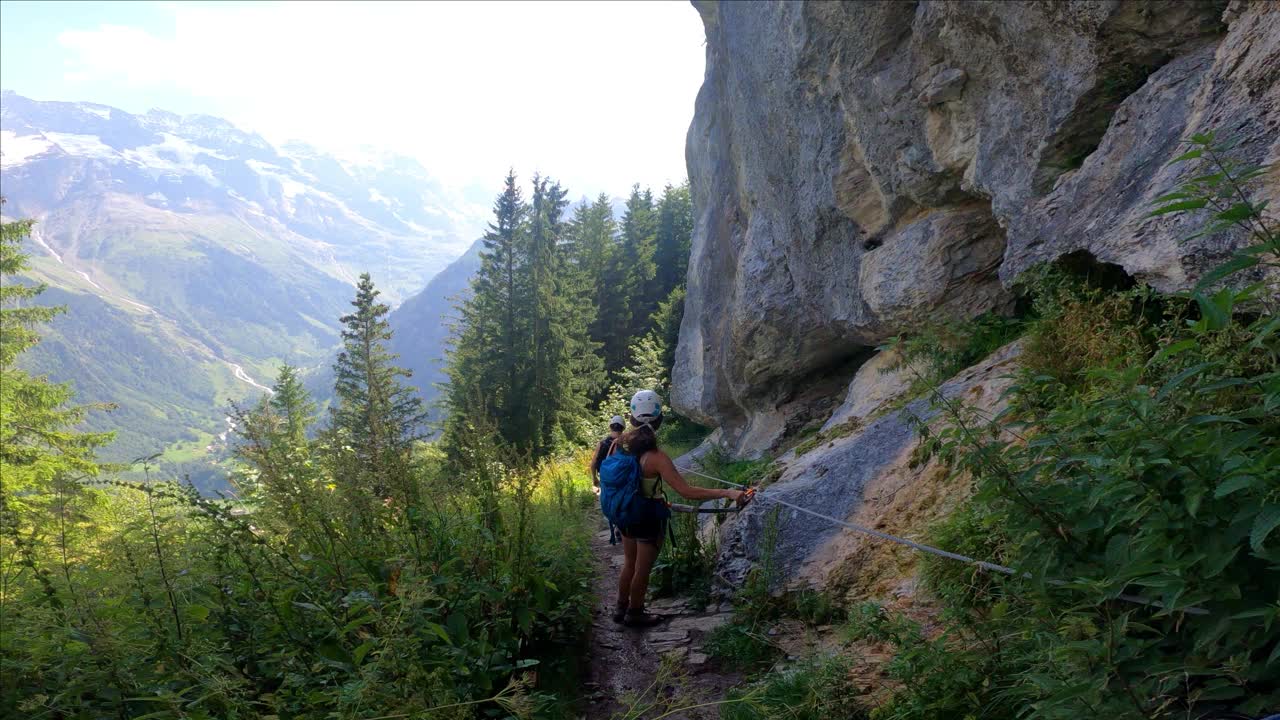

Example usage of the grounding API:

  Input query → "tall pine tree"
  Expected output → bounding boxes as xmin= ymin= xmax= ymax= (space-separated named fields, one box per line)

xmin=329 ymin=273 xmax=425 ymax=496
xmin=619 ymin=185 xmax=658 ymax=348
xmin=448 ymin=173 xmax=606 ymax=459
xmin=0 ymin=206 xmax=110 ymax=542
xmin=653 ymin=183 xmax=693 ymax=305
xmin=271 ymin=365 xmax=315 ymax=447
xmin=565 ymin=194 xmax=621 ymax=396
xmin=447 ymin=171 xmax=532 ymax=452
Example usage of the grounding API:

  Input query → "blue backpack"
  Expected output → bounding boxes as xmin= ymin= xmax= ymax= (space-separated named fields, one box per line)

xmin=598 ymin=444 xmax=670 ymax=544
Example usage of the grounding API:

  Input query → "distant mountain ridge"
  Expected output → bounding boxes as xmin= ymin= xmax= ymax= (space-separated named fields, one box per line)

xmin=1 ymin=90 xmax=484 ymax=296
xmin=0 ymin=91 xmax=480 ymax=480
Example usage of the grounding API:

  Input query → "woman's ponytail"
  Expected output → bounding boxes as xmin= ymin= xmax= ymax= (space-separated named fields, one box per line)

xmin=620 ymin=420 xmax=660 ymax=456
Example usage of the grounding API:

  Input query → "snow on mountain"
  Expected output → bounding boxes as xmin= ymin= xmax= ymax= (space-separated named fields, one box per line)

xmin=0 ymin=90 xmax=488 ymax=480
xmin=1 ymin=91 xmax=486 ymax=263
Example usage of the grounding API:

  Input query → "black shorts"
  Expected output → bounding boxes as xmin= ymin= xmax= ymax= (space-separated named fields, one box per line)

xmin=620 ymin=517 xmax=667 ymax=545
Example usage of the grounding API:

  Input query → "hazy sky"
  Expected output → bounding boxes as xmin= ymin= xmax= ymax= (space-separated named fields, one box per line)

xmin=0 ymin=0 xmax=707 ymax=199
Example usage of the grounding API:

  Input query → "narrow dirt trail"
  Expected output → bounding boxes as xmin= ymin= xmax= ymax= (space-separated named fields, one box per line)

xmin=581 ymin=521 xmax=743 ymax=719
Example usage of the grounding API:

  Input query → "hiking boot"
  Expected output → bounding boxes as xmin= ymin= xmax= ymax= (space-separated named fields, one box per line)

xmin=611 ymin=602 xmax=628 ymax=624
xmin=623 ymin=608 xmax=665 ymax=628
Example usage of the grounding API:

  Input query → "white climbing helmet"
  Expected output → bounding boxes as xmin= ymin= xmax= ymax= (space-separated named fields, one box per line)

xmin=629 ymin=389 xmax=663 ymax=426
xmin=609 ymin=415 xmax=625 ymax=429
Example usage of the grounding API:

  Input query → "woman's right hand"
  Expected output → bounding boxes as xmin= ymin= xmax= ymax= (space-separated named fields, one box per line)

xmin=723 ymin=489 xmax=747 ymax=506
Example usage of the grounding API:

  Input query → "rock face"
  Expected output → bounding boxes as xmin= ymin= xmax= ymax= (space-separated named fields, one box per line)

xmin=675 ymin=0 xmax=1279 ymax=456
xmin=712 ymin=342 xmax=1022 ymax=590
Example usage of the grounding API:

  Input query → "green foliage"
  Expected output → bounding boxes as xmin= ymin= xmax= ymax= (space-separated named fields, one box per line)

xmin=653 ymin=183 xmax=693 ymax=307
xmin=697 ymin=451 xmax=777 ymax=490
xmin=883 ymin=311 xmax=1026 ymax=404
xmin=721 ymin=655 xmax=866 ymax=720
xmin=704 ymin=623 xmax=782 ymax=673
xmin=1 ymin=217 xmax=597 ymax=717
xmin=1 ymin=208 xmax=114 ymax=621
xmin=598 ymin=284 xmax=693 ymax=442
xmin=447 ymin=172 xmax=604 ymax=459
xmin=703 ymin=505 xmax=785 ymax=673
xmin=328 ymin=272 xmax=427 ymax=497
xmin=619 ymin=186 xmax=659 ymax=345
xmin=846 ymin=602 xmax=1018 ymax=720
xmin=869 ymin=135 xmax=1280 ymax=719
xmin=652 ymin=510 xmax=716 ymax=606
xmin=656 ymin=415 xmax=711 ymax=459
xmin=445 ymin=173 xmax=693 ymax=468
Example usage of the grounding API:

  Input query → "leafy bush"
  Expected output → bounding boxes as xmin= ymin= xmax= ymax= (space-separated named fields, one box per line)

xmin=0 ymin=450 xmax=591 ymax=712
xmin=870 ymin=133 xmax=1280 ymax=719
xmin=846 ymin=602 xmax=1021 ymax=720
xmin=722 ymin=655 xmax=867 ymax=720
xmin=704 ymin=623 xmax=782 ymax=673
xmin=652 ymin=509 xmax=717 ymax=606
xmin=884 ymin=311 xmax=1026 ymax=403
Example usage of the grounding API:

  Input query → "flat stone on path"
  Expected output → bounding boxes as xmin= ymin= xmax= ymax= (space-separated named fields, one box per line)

xmin=648 ymin=598 xmax=690 ymax=613
xmin=668 ymin=613 xmax=732 ymax=634
xmin=647 ymin=629 xmax=689 ymax=644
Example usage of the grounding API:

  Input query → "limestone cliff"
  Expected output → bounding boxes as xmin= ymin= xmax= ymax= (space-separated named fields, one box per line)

xmin=675 ymin=0 xmax=1279 ymax=457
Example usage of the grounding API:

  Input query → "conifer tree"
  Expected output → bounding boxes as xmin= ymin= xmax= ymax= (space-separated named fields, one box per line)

xmin=270 ymin=365 xmax=315 ymax=446
xmin=329 ymin=273 xmax=425 ymax=495
xmin=526 ymin=176 xmax=603 ymax=453
xmin=449 ymin=174 xmax=605 ymax=457
xmin=526 ymin=175 xmax=566 ymax=452
xmin=653 ymin=183 xmax=693 ymax=303
xmin=619 ymin=185 xmax=658 ymax=344
xmin=447 ymin=171 xmax=532 ymax=452
xmin=566 ymin=194 xmax=621 ymax=372
xmin=651 ymin=285 xmax=686 ymax=383
xmin=0 ymin=207 xmax=109 ymax=534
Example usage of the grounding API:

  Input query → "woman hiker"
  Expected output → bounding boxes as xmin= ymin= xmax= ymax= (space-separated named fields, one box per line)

xmin=605 ymin=390 xmax=747 ymax=628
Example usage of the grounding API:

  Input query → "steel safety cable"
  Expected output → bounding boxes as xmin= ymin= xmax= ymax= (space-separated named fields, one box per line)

xmin=676 ymin=465 xmax=1209 ymax=616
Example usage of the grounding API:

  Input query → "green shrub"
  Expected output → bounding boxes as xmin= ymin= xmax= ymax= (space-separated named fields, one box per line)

xmin=883 ymin=311 xmax=1026 ymax=404
xmin=845 ymin=602 xmax=1022 ymax=720
xmin=704 ymin=623 xmax=781 ymax=672
xmin=722 ymin=655 xmax=867 ymax=720
xmin=652 ymin=509 xmax=716 ymax=606
xmin=659 ymin=414 xmax=713 ymax=458
xmin=0 ymin=439 xmax=596 ymax=719
xmin=868 ymin=133 xmax=1280 ymax=719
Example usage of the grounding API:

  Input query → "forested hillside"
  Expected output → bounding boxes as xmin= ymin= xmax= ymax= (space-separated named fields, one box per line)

xmin=0 ymin=166 xmax=697 ymax=718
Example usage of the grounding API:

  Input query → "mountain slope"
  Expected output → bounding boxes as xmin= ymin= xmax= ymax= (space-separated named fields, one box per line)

xmin=386 ymin=237 xmax=482 ymax=421
xmin=1 ymin=91 xmax=482 ymax=469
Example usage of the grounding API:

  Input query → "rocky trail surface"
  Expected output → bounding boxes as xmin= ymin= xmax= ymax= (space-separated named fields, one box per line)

xmin=582 ymin=523 xmax=743 ymax=719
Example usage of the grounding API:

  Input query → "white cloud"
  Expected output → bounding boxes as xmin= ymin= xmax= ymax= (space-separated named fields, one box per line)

xmin=56 ymin=1 xmax=707 ymax=199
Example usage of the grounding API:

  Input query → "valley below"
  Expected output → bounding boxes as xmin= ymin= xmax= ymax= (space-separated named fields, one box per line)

xmin=1 ymin=91 xmax=486 ymax=488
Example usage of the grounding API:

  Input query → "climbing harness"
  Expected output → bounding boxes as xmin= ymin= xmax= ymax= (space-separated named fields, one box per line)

xmin=675 ymin=465 xmax=1210 ymax=616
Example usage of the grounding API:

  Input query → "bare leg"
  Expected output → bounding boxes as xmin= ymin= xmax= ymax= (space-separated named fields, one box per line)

xmin=617 ymin=537 xmax=637 ymax=607
xmin=627 ymin=540 xmax=661 ymax=610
